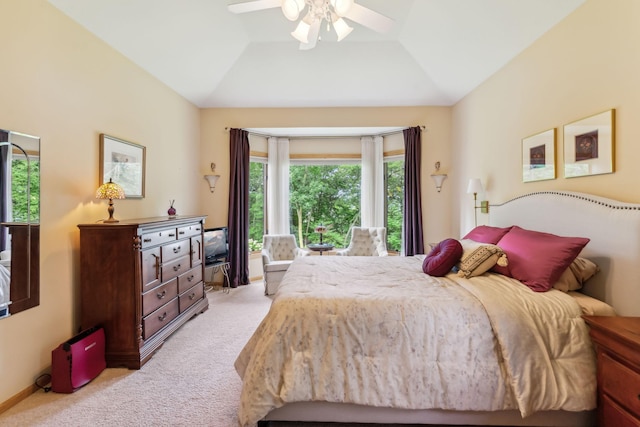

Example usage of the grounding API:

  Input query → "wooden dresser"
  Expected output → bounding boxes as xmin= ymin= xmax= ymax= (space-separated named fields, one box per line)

xmin=583 ymin=316 xmax=640 ymax=427
xmin=78 ymin=215 xmax=209 ymax=369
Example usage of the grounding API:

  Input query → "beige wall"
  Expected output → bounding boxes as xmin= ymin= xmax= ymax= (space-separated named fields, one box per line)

xmin=199 ymin=107 xmax=454 ymax=244
xmin=0 ymin=0 xmax=200 ymax=404
xmin=452 ymin=0 xmax=640 ymax=235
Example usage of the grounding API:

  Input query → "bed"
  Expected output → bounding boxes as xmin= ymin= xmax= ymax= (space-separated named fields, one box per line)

xmin=235 ymin=191 xmax=640 ymax=426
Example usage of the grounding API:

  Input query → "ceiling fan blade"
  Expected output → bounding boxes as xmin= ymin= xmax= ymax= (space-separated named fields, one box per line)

xmin=344 ymin=3 xmax=394 ymax=34
xmin=228 ymin=0 xmax=282 ymax=14
xmin=299 ymin=20 xmax=321 ymax=50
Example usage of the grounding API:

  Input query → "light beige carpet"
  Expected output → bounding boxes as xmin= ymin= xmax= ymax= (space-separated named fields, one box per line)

xmin=0 ymin=282 xmax=271 ymax=427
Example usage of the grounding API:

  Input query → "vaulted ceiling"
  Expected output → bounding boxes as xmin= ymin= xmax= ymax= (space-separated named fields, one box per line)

xmin=48 ymin=0 xmax=585 ymax=108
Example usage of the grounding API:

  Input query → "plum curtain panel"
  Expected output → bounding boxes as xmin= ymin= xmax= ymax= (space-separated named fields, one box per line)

xmin=403 ymin=126 xmax=424 ymax=256
xmin=360 ymin=135 xmax=384 ymax=227
xmin=228 ymin=128 xmax=250 ymax=287
xmin=267 ymin=137 xmax=290 ymax=234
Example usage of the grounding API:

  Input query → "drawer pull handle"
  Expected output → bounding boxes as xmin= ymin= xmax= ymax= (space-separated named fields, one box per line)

xmin=151 ymin=254 xmax=162 ymax=278
xmin=188 ymin=275 xmax=194 ymax=282
xmin=173 ymin=246 xmax=181 ymax=253
xmin=158 ymin=312 xmax=167 ymax=321
xmin=173 ymin=264 xmax=181 ymax=272
xmin=189 ymin=292 xmax=196 ymax=300
xmin=157 ymin=290 xmax=166 ymax=299
xmin=144 ymin=238 xmax=152 ymax=243
xmin=168 ymin=233 xmax=176 ymax=237
xmin=179 ymin=231 xmax=185 ymax=235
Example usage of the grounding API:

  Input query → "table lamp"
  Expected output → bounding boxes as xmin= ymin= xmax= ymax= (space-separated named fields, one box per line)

xmin=96 ymin=178 xmax=126 ymax=223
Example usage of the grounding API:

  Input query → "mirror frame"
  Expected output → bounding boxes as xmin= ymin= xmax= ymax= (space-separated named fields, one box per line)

xmin=0 ymin=130 xmax=40 ymax=317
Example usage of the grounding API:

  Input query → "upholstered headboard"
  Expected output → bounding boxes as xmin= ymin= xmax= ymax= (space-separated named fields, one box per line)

xmin=490 ymin=191 xmax=640 ymax=316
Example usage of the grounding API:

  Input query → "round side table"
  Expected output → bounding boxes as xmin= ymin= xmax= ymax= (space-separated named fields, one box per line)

xmin=307 ymin=243 xmax=335 ymax=256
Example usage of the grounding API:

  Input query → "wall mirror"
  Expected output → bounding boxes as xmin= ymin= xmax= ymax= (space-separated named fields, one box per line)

xmin=0 ymin=129 xmax=40 ymax=318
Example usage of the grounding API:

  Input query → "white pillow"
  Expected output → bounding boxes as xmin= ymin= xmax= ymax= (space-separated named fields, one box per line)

xmin=456 ymin=239 xmax=508 ymax=278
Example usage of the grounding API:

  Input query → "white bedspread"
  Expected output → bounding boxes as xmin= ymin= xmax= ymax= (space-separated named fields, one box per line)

xmin=235 ymin=256 xmax=596 ymax=427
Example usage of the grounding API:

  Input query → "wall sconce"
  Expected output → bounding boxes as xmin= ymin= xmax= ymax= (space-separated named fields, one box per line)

xmin=467 ymin=178 xmax=490 ymax=227
xmin=204 ymin=162 xmax=220 ymax=193
xmin=430 ymin=161 xmax=447 ymax=192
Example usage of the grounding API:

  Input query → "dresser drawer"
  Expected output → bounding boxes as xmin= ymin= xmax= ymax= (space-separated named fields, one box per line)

xmin=191 ymin=235 xmax=203 ymax=266
xmin=178 ymin=223 xmax=202 ymax=239
xmin=177 ymin=266 xmax=203 ymax=294
xmin=601 ymin=394 xmax=640 ymax=427
xmin=141 ymin=247 xmax=161 ymax=293
xmin=140 ymin=228 xmax=178 ymax=249
xmin=601 ymin=352 xmax=640 ymax=418
xmin=161 ymin=255 xmax=190 ymax=283
xmin=162 ymin=239 xmax=191 ymax=263
xmin=179 ymin=283 xmax=204 ymax=313
xmin=142 ymin=278 xmax=178 ymax=317
xmin=143 ymin=298 xmax=179 ymax=340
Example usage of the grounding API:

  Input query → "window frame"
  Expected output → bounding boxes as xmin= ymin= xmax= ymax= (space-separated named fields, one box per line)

xmin=248 ymin=136 xmax=406 ymax=253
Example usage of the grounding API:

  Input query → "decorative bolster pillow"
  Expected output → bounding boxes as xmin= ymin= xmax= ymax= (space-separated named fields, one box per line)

xmin=423 ymin=238 xmax=463 ymax=277
xmin=456 ymin=239 xmax=508 ymax=278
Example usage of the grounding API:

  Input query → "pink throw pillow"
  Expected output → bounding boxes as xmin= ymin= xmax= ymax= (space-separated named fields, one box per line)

xmin=423 ymin=238 xmax=463 ymax=277
xmin=492 ymin=226 xmax=590 ymax=292
xmin=463 ymin=226 xmax=512 ymax=244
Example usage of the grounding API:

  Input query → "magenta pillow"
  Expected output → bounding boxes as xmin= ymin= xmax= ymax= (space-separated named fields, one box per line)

xmin=423 ymin=239 xmax=463 ymax=277
xmin=463 ymin=225 xmax=512 ymax=244
xmin=492 ymin=226 xmax=590 ymax=292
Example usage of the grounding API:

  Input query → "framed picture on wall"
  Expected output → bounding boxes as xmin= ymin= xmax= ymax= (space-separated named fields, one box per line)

xmin=100 ymin=134 xmax=146 ymax=198
xmin=563 ymin=109 xmax=615 ymax=178
xmin=522 ymin=128 xmax=556 ymax=182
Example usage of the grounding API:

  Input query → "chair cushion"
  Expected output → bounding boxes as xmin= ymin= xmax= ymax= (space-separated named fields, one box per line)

xmin=341 ymin=227 xmax=388 ymax=256
xmin=263 ymin=260 xmax=293 ymax=272
xmin=262 ymin=235 xmax=299 ymax=261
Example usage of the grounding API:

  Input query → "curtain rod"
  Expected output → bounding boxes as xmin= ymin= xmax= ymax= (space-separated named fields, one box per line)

xmin=224 ymin=125 xmax=426 ymax=140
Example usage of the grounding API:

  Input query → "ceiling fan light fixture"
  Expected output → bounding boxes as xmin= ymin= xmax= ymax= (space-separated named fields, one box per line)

xmin=330 ymin=0 xmax=354 ymax=17
xmin=229 ymin=0 xmax=394 ymax=51
xmin=281 ymin=0 xmax=302 ymax=21
xmin=291 ymin=19 xmax=311 ymax=43
xmin=333 ymin=17 xmax=353 ymax=41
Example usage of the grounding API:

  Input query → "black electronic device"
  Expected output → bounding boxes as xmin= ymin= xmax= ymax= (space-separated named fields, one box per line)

xmin=203 ymin=227 xmax=228 ymax=265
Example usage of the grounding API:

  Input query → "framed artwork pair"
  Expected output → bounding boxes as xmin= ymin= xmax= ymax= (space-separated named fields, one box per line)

xmin=522 ymin=109 xmax=615 ymax=182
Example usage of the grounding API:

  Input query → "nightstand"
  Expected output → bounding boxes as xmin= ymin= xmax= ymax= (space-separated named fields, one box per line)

xmin=583 ymin=316 xmax=640 ymax=427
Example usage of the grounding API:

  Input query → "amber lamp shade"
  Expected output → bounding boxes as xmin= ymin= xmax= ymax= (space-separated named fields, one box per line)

xmin=95 ymin=178 xmax=126 ymax=223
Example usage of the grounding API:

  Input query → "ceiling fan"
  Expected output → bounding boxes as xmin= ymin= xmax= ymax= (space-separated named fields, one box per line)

xmin=228 ymin=0 xmax=394 ymax=50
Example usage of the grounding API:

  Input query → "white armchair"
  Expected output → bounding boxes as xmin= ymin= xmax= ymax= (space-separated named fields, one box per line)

xmin=336 ymin=227 xmax=388 ymax=256
xmin=261 ymin=234 xmax=309 ymax=295
xmin=0 ymin=250 xmax=11 ymax=268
